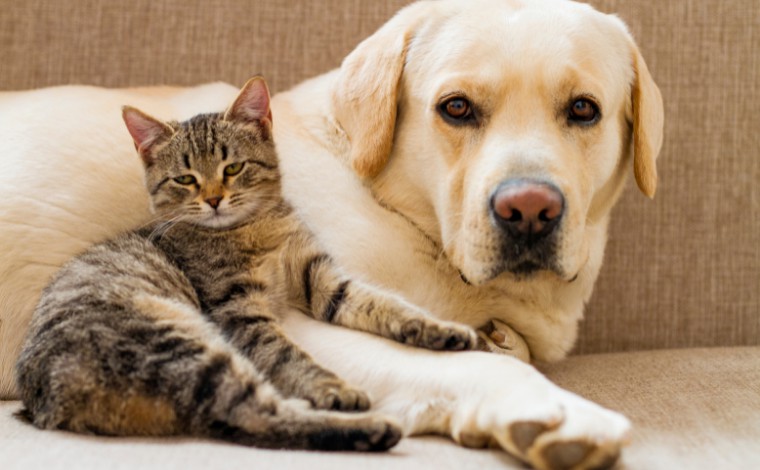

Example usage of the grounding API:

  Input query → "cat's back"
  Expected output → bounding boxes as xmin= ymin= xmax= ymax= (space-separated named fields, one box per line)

xmin=29 ymin=231 xmax=199 ymax=338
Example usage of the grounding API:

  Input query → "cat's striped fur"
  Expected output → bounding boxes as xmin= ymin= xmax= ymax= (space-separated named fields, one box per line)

xmin=15 ymin=78 xmax=476 ymax=451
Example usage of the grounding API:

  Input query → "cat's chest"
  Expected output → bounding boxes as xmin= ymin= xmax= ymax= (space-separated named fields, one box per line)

xmin=163 ymin=221 xmax=290 ymax=274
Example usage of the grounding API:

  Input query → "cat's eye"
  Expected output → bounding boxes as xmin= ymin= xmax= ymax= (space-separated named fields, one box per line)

xmin=224 ymin=162 xmax=245 ymax=176
xmin=173 ymin=175 xmax=197 ymax=185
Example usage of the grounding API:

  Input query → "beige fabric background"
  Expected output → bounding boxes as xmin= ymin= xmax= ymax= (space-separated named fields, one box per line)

xmin=1 ymin=0 xmax=758 ymax=354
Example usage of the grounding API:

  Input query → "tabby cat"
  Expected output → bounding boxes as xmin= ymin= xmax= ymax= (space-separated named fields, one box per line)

xmin=15 ymin=77 xmax=476 ymax=451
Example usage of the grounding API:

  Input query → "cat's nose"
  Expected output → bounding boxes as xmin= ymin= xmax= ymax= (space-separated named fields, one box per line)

xmin=205 ymin=196 xmax=223 ymax=209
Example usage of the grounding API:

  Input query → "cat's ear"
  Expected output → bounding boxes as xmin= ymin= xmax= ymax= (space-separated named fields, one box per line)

xmin=224 ymin=76 xmax=273 ymax=128
xmin=122 ymin=106 xmax=175 ymax=166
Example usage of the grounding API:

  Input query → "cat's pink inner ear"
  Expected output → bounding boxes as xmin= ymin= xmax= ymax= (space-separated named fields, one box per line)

xmin=122 ymin=106 xmax=173 ymax=163
xmin=225 ymin=77 xmax=272 ymax=126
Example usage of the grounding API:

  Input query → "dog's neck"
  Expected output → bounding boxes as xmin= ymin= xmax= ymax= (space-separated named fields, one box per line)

xmin=370 ymin=167 xmax=443 ymax=248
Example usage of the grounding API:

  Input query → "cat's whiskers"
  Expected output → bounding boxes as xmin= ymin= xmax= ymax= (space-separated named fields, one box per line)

xmin=135 ymin=214 xmax=170 ymax=231
xmin=147 ymin=213 xmax=190 ymax=241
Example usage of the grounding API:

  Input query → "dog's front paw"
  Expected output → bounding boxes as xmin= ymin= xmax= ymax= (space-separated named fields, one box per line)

xmin=477 ymin=319 xmax=531 ymax=363
xmin=399 ymin=318 xmax=477 ymax=351
xmin=451 ymin=369 xmax=630 ymax=470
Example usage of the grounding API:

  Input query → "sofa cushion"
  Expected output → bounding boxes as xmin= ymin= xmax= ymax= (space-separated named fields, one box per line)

xmin=542 ymin=347 xmax=760 ymax=468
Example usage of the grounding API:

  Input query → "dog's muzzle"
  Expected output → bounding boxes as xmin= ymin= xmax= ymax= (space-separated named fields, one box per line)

xmin=489 ymin=178 xmax=565 ymax=276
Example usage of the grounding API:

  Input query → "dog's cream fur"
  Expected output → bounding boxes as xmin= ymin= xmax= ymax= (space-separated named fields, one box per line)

xmin=0 ymin=0 xmax=662 ymax=468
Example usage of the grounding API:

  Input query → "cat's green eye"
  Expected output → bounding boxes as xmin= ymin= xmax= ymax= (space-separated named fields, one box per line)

xmin=224 ymin=162 xmax=245 ymax=176
xmin=173 ymin=175 xmax=197 ymax=185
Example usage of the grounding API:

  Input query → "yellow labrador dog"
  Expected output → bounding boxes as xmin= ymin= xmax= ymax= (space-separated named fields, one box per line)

xmin=0 ymin=0 xmax=662 ymax=468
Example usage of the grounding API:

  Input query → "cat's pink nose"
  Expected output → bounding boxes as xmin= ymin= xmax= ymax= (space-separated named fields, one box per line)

xmin=205 ymin=196 xmax=222 ymax=209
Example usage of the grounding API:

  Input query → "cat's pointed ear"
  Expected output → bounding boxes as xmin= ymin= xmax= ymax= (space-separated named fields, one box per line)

xmin=224 ymin=76 xmax=273 ymax=127
xmin=122 ymin=106 xmax=174 ymax=166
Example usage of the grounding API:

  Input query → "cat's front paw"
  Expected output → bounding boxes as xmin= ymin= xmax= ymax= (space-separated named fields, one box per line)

xmin=307 ymin=380 xmax=371 ymax=412
xmin=399 ymin=318 xmax=477 ymax=351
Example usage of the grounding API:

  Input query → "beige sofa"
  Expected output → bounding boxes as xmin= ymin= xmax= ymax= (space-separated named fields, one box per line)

xmin=1 ymin=0 xmax=758 ymax=468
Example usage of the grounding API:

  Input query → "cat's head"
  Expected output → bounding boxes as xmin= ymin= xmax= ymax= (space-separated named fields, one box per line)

xmin=122 ymin=77 xmax=278 ymax=229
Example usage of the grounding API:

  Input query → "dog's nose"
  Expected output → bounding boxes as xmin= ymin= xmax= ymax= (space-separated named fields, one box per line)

xmin=491 ymin=180 xmax=564 ymax=237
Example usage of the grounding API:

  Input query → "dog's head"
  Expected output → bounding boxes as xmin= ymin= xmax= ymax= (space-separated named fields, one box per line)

xmin=332 ymin=0 xmax=663 ymax=286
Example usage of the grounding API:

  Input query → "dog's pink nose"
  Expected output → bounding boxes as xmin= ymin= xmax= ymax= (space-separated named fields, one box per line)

xmin=491 ymin=180 xmax=564 ymax=236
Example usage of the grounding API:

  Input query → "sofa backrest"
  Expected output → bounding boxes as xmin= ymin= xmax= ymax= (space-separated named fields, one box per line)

xmin=2 ymin=0 xmax=757 ymax=355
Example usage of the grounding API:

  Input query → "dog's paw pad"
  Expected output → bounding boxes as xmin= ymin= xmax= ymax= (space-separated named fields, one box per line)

xmin=540 ymin=440 xmax=594 ymax=469
xmin=510 ymin=421 xmax=551 ymax=453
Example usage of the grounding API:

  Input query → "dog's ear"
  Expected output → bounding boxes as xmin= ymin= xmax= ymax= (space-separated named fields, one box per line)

xmin=331 ymin=4 xmax=428 ymax=179
xmin=630 ymin=44 xmax=664 ymax=199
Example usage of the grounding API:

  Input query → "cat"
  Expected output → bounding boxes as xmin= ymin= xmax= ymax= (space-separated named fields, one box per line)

xmin=15 ymin=77 xmax=477 ymax=451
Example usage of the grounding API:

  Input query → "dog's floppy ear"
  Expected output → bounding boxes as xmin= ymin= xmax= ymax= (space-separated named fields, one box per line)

xmin=331 ymin=4 xmax=428 ymax=179
xmin=630 ymin=44 xmax=664 ymax=199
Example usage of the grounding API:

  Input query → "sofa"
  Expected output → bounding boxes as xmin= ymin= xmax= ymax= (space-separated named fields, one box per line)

xmin=1 ymin=0 xmax=758 ymax=468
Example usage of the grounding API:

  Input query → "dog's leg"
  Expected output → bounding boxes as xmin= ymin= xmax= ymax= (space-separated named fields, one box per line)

xmin=282 ymin=309 xmax=630 ymax=470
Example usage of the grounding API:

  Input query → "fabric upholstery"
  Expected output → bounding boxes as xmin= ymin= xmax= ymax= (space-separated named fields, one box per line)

xmin=541 ymin=347 xmax=760 ymax=468
xmin=0 ymin=0 xmax=757 ymax=354
xmin=577 ymin=0 xmax=760 ymax=354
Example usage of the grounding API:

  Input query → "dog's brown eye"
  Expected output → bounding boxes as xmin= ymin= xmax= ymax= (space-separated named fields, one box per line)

xmin=568 ymin=98 xmax=599 ymax=124
xmin=440 ymin=97 xmax=474 ymax=123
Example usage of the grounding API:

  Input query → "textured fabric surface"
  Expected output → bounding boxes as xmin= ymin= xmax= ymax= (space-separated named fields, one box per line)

xmin=0 ymin=0 xmax=758 ymax=353
xmin=541 ymin=347 xmax=760 ymax=468
xmin=0 ymin=0 xmax=413 ymax=94
xmin=2 ymin=347 xmax=758 ymax=469
xmin=576 ymin=0 xmax=760 ymax=354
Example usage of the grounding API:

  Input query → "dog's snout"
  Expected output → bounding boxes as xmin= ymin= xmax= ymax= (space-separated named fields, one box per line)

xmin=491 ymin=180 xmax=564 ymax=237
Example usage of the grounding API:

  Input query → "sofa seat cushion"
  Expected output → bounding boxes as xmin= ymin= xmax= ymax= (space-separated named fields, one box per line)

xmin=2 ymin=347 xmax=758 ymax=469
xmin=543 ymin=347 xmax=760 ymax=469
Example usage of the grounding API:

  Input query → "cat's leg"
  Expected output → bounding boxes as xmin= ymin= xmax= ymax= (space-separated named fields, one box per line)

xmin=282 ymin=232 xmax=477 ymax=351
xmin=16 ymin=294 xmax=400 ymax=450
xmin=207 ymin=296 xmax=371 ymax=412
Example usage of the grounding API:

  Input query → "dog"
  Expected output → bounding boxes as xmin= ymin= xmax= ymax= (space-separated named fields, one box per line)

xmin=0 ymin=0 xmax=662 ymax=468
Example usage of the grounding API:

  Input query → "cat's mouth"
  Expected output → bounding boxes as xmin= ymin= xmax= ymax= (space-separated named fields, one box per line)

xmin=198 ymin=202 xmax=260 ymax=229
xmin=200 ymin=211 xmax=243 ymax=229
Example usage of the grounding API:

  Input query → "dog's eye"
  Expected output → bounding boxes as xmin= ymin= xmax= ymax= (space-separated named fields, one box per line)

xmin=568 ymin=98 xmax=600 ymax=124
xmin=439 ymin=97 xmax=475 ymax=123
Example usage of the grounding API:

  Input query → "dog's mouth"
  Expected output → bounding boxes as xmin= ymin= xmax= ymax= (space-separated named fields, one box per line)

xmin=500 ymin=234 xmax=561 ymax=277
xmin=457 ymin=235 xmax=566 ymax=286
